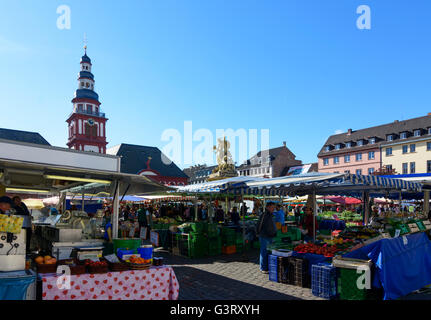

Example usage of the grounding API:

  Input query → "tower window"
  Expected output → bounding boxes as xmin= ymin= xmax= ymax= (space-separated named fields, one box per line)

xmin=81 ymin=82 xmax=84 ymax=87
xmin=86 ymin=82 xmax=90 ymax=88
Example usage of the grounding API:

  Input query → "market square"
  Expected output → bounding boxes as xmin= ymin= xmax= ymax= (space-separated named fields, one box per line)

xmin=1 ymin=1 xmax=431 ymax=306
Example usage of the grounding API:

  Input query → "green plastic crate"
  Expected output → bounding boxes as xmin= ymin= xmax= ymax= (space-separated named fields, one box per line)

xmin=207 ymin=224 xmax=219 ymax=237
xmin=221 ymin=227 xmax=236 ymax=237
xmin=253 ymin=241 xmax=260 ymax=249
xmin=416 ymin=221 xmax=426 ymax=232
xmin=337 ymin=268 xmax=382 ymax=300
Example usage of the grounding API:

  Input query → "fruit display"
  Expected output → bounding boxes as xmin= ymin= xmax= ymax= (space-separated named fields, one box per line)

xmin=35 ymin=255 xmax=57 ymax=265
xmin=294 ymin=239 xmax=355 ymax=257
xmin=84 ymin=259 xmax=108 ymax=268
xmin=126 ymin=255 xmax=151 ymax=265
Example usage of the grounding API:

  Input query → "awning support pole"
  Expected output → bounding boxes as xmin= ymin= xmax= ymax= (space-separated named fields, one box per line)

xmin=81 ymin=191 xmax=85 ymax=212
xmin=112 ymin=180 xmax=120 ymax=239
xmin=364 ymin=191 xmax=370 ymax=225
xmin=425 ymin=191 xmax=430 ymax=217
xmin=312 ymin=190 xmax=317 ymax=243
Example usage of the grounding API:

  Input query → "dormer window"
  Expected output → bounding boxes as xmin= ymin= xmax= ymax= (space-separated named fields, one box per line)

xmin=357 ymin=140 xmax=363 ymax=146
xmin=414 ymin=129 xmax=421 ymax=137
xmin=369 ymin=137 xmax=376 ymax=144
xmin=335 ymin=144 xmax=341 ymax=150
xmin=387 ymin=134 xmax=393 ymax=142
xmin=346 ymin=142 xmax=351 ymax=148
xmin=428 ymin=128 xmax=431 ymax=135
xmin=325 ymin=146 xmax=331 ymax=152
xmin=400 ymin=132 xmax=407 ymax=139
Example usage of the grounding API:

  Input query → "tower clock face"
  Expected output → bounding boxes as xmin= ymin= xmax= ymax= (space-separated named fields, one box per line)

xmin=88 ymin=119 xmax=95 ymax=126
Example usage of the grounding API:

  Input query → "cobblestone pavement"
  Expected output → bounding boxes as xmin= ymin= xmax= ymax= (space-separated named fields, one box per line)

xmin=155 ymin=249 xmax=325 ymax=300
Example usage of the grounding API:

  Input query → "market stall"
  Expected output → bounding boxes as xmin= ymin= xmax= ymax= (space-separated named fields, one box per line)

xmin=0 ymin=138 xmax=177 ymax=300
xmin=41 ymin=266 xmax=179 ymax=300
xmin=224 ymin=172 xmax=428 ymax=300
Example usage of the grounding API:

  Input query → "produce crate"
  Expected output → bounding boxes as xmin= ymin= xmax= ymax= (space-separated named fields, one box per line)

xmin=222 ymin=235 xmax=236 ymax=246
xmin=277 ymin=256 xmax=291 ymax=284
xmin=190 ymin=222 xmax=205 ymax=233
xmin=268 ymin=255 xmax=278 ymax=282
xmin=221 ymin=227 xmax=236 ymax=237
xmin=312 ymin=263 xmax=338 ymax=299
xmin=207 ymin=224 xmax=219 ymax=237
xmin=222 ymin=245 xmax=236 ymax=255
xmin=416 ymin=221 xmax=427 ymax=232
xmin=337 ymin=267 xmax=382 ymax=300
xmin=288 ymin=257 xmax=310 ymax=288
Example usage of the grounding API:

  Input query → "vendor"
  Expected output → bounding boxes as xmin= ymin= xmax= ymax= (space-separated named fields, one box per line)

xmin=302 ymin=206 xmax=318 ymax=240
xmin=0 ymin=196 xmax=12 ymax=214
xmin=104 ymin=216 xmax=113 ymax=242
xmin=273 ymin=204 xmax=285 ymax=225
xmin=257 ymin=202 xmax=277 ymax=273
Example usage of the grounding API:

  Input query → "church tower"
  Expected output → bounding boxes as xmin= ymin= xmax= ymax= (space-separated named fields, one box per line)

xmin=66 ymin=46 xmax=108 ymax=153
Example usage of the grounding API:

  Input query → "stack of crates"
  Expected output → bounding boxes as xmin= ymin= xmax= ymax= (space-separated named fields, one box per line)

xmin=221 ymin=227 xmax=236 ymax=252
xmin=208 ymin=236 xmax=222 ymax=256
xmin=268 ymin=254 xmax=278 ymax=282
xmin=207 ymin=223 xmax=219 ymax=237
xmin=312 ymin=263 xmax=338 ymax=299
xmin=286 ymin=227 xmax=302 ymax=241
xmin=277 ymin=256 xmax=291 ymax=284
xmin=189 ymin=233 xmax=208 ymax=258
xmin=288 ymin=257 xmax=310 ymax=288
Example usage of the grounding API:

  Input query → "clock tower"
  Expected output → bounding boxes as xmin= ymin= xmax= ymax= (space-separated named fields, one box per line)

xmin=66 ymin=46 xmax=108 ymax=153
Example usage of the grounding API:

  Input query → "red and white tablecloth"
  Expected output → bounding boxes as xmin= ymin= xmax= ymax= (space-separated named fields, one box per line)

xmin=41 ymin=266 xmax=179 ymax=300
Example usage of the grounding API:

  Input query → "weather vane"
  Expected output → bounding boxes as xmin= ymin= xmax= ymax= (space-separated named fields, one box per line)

xmin=83 ymin=33 xmax=88 ymax=53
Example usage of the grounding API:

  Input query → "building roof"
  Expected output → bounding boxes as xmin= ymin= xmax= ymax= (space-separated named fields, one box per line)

xmin=79 ymin=71 xmax=94 ymax=80
xmin=73 ymin=88 xmax=99 ymax=102
xmin=107 ymin=143 xmax=188 ymax=178
xmin=318 ymin=114 xmax=431 ymax=157
xmin=0 ymin=128 xmax=50 ymax=146
xmin=238 ymin=144 xmax=296 ymax=169
xmin=81 ymin=53 xmax=91 ymax=64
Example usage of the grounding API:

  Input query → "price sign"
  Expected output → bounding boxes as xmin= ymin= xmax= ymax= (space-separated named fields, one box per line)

xmin=394 ymin=230 xmax=401 ymax=238
xmin=150 ymin=231 xmax=160 ymax=247
xmin=104 ymin=254 xmax=120 ymax=263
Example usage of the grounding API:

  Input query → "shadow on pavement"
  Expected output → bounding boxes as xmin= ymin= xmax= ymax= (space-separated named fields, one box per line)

xmin=172 ymin=265 xmax=303 ymax=300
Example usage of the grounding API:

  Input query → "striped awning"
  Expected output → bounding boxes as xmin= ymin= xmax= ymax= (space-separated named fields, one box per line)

xmin=175 ymin=176 xmax=266 ymax=194
xmin=225 ymin=173 xmax=423 ymax=197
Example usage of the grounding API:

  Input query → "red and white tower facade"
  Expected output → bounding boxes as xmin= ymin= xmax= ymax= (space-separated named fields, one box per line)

xmin=66 ymin=47 xmax=108 ymax=153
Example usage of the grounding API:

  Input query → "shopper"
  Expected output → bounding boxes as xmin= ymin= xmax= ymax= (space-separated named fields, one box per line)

xmin=230 ymin=207 xmax=240 ymax=225
xmin=257 ymin=202 xmax=277 ymax=273
xmin=215 ymin=206 xmax=224 ymax=223
xmin=0 ymin=196 xmax=12 ymax=214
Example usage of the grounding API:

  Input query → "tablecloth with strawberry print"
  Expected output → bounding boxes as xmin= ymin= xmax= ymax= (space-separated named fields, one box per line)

xmin=41 ymin=266 xmax=179 ymax=300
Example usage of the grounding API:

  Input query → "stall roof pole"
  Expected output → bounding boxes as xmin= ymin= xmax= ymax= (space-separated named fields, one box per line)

xmin=364 ymin=191 xmax=370 ymax=225
xmin=112 ymin=180 xmax=120 ymax=240
xmin=312 ymin=190 xmax=316 ymax=243
xmin=424 ymin=191 xmax=430 ymax=217
xmin=81 ymin=191 xmax=85 ymax=212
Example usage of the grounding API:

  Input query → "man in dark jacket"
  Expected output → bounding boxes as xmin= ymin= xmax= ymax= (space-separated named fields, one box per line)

xmin=257 ymin=202 xmax=277 ymax=273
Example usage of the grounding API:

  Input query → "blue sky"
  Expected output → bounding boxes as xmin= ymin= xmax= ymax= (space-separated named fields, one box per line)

xmin=1 ymin=0 xmax=431 ymax=168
